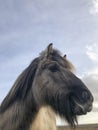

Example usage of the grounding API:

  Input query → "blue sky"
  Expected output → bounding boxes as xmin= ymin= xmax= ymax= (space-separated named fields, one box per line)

xmin=0 ymin=0 xmax=98 ymax=124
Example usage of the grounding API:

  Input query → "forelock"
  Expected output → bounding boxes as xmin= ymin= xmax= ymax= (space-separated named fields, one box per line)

xmin=40 ymin=48 xmax=74 ymax=72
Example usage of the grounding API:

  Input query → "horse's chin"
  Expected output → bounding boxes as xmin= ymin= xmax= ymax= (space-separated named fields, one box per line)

xmin=70 ymin=97 xmax=93 ymax=116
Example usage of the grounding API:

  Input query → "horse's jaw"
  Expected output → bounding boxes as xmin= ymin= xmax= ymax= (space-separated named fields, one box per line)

xmin=30 ymin=106 xmax=56 ymax=130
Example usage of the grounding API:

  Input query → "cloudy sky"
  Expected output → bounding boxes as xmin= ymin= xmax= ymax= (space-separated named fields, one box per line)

xmin=0 ymin=0 xmax=98 ymax=125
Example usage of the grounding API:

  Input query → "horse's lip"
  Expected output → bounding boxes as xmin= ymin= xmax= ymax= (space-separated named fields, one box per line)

xmin=71 ymin=97 xmax=93 ymax=115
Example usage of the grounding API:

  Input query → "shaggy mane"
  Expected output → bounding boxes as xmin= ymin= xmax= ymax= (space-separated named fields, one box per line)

xmin=0 ymin=58 xmax=39 ymax=113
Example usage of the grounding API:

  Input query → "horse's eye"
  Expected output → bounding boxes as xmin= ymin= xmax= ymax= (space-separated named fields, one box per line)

xmin=49 ymin=64 xmax=59 ymax=72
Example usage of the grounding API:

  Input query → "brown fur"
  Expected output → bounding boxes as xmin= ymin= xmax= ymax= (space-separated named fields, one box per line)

xmin=30 ymin=106 xmax=56 ymax=130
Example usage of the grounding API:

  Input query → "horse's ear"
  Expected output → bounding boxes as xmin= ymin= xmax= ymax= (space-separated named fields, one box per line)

xmin=64 ymin=54 xmax=67 ymax=58
xmin=46 ymin=43 xmax=53 ymax=57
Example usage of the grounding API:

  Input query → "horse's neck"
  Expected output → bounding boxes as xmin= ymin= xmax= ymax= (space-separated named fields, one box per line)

xmin=30 ymin=106 xmax=56 ymax=130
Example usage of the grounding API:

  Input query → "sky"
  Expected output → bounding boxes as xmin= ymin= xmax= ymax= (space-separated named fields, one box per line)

xmin=0 ymin=0 xmax=98 ymax=125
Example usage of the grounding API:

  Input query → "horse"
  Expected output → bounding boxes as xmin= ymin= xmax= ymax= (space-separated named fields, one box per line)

xmin=0 ymin=44 xmax=93 ymax=130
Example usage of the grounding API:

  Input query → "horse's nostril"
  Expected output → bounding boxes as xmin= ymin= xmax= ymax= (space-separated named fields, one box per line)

xmin=82 ymin=91 xmax=89 ymax=100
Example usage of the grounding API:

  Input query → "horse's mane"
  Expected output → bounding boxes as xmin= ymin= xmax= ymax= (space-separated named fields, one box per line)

xmin=0 ymin=58 xmax=39 ymax=113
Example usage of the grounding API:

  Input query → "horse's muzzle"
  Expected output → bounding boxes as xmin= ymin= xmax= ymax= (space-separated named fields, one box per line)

xmin=71 ymin=90 xmax=94 ymax=115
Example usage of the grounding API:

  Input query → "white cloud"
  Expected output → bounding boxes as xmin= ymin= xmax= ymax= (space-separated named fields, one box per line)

xmin=88 ymin=68 xmax=98 ymax=76
xmin=86 ymin=43 xmax=98 ymax=62
xmin=90 ymin=0 xmax=98 ymax=14
xmin=93 ymin=102 xmax=98 ymax=108
xmin=83 ymin=67 xmax=98 ymax=90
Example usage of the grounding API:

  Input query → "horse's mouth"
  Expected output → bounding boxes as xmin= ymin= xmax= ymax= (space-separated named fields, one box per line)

xmin=71 ymin=97 xmax=93 ymax=116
